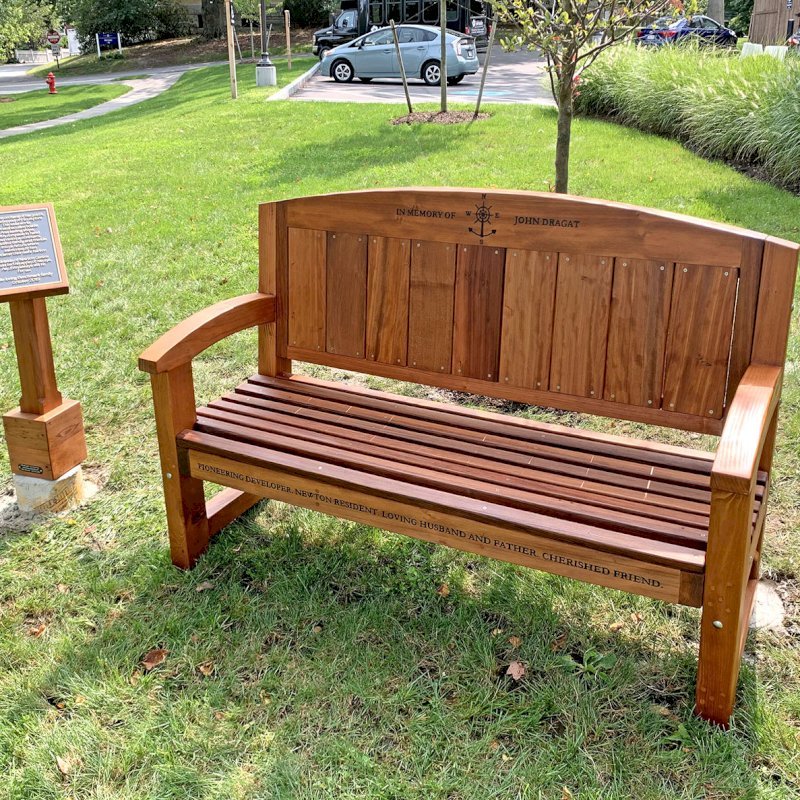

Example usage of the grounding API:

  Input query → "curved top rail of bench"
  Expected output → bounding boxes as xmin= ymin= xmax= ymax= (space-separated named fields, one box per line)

xmin=272 ymin=187 xmax=799 ymax=269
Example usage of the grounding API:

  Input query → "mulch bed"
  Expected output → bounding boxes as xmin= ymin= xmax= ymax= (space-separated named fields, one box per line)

xmin=391 ymin=111 xmax=490 ymax=125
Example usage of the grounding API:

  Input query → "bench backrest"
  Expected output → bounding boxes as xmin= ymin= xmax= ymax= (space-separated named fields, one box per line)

xmin=259 ymin=188 xmax=799 ymax=435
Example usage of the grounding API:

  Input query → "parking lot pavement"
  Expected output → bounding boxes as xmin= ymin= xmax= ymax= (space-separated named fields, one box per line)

xmin=293 ymin=45 xmax=554 ymax=106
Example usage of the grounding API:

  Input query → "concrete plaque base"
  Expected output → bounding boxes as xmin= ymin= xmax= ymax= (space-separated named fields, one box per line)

xmin=13 ymin=464 xmax=85 ymax=514
xmin=256 ymin=64 xmax=277 ymax=87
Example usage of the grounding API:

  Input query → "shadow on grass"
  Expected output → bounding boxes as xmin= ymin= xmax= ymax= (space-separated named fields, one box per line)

xmin=4 ymin=499 xmax=764 ymax=797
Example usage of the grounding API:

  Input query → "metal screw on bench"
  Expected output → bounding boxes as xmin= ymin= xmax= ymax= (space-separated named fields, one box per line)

xmin=256 ymin=0 xmax=277 ymax=87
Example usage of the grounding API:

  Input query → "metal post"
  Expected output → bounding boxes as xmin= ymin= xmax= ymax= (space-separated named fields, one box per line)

xmin=95 ymin=33 xmax=100 ymax=59
xmin=224 ymin=0 xmax=238 ymax=98
xmin=250 ymin=20 xmax=255 ymax=59
xmin=117 ymin=32 xmax=122 ymax=53
xmin=391 ymin=20 xmax=413 ymax=115
xmin=284 ymin=10 xmax=291 ymax=69
xmin=473 ymin=20 xmax=496 ymax=119
xmin=256 ymin=0 xmax=277 ymax=86
xmin=439 ymin=0 xmax=447 ymax=112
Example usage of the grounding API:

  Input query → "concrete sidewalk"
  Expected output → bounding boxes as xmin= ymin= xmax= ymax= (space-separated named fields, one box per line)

xmin=0 ymin=73 xmax=182 ymax=139
xmin=0 ymin=61 xmax=223 ymax=94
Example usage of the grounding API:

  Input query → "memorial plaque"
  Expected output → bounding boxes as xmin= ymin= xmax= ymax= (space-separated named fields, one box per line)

xmin=0 ymin=204 xmax=68 ymax=301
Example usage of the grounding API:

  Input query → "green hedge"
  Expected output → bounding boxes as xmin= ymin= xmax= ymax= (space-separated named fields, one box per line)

xmin=575 ymin=45 xmax=800 ymax=193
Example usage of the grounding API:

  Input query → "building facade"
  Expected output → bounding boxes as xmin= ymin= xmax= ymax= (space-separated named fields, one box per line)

xmin=749 ymin=0 xmax=798 ymax=44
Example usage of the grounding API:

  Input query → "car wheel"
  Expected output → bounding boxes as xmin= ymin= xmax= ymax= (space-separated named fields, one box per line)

xmin=359 ymin=77 xmax=373 ymax=83
xmin=332 ymin=59 xmax=354 ymax=83
xmin=422 ymin=60 xmax=441 ymax=86
xmin=318 ymin=47 xmax=331 ymax=60
xmin=447 ymin=74 xmax=465 ymax=86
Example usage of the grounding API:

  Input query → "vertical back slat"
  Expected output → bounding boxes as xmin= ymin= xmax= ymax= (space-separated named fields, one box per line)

xmin=452 ymin=245 xmax=505 ymax=381
xmin=498 ymin=249 xmax=557 ymax=390
xmin=604 ymin=259 xmax=674 ymax=408
xmin=751 ymin=238 xmax=799 ymax=366
xmin=663 ymin=264 xmax=738 ymax=418
xmin=366 ymin=236 xmax=411 ymax=366
xmin=408 ymin=240 xmax=456 ymax=373
xmin=550 ymin=253 xmax=613 ymax=397
xmin=726 ymin=238 xmax=764 ymax=407
xmin=326 ymin=232 xmax=367 ymax=358
xmin=288 ymin=227 xmax=326 ymax=352
xmin=258 ymin=202 xmax=291 ymax=375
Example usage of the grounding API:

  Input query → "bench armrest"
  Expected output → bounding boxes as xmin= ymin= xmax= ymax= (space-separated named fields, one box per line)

xmin=711 ymin=365 xmax=782 ymax=495
xmin=138 ymin=293 xmax=276 ymax=375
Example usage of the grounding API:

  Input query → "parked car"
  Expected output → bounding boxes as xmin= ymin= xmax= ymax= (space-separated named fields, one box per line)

xmin=313 ymin=0 xmax=490 ymax=59
xmin=320 ymin=25 xmax=479 ymax=86
xmin=637 ymin=15 xmax=738 ymax=47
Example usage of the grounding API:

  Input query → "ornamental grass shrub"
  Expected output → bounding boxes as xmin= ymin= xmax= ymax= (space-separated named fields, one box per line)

xmin=575 ymin=45 xmax=800 ymax=192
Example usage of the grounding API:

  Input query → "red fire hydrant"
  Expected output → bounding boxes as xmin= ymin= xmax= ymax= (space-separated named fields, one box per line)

xmin=45 ymin=72 xmax=57 ymax=94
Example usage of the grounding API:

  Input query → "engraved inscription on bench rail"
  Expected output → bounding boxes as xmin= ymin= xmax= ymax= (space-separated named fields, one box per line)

xmin=0 ymin=208 xmax=62 ymax=293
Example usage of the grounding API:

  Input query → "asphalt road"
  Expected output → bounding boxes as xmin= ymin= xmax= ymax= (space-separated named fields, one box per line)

xmin=294 ymin=45 xmax=554 ymax=106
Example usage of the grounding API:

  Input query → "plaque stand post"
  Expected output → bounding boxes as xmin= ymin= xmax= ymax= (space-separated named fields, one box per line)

xmin=1 ymin=204 xmax=87 ymax=514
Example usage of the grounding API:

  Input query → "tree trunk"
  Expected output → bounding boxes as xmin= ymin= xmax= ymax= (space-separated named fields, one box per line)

xmin=202 ymin=0 xmax=227 ymax=38
xmin=554 ymin=76 xmax=574 ymax=194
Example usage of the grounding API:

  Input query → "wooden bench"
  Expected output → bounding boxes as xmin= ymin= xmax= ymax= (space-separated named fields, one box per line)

xmin=139 ymin=188 xmax=798 ymax=727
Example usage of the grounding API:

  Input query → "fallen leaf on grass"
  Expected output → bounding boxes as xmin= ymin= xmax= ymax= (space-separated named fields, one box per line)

xmin=195 ymin=581 xmax=215 ymax=592
xmin=56 ymin=755 xmax=71 ymax=776
xmin=508 ymin=636 xmax=522 ymax=648
xmin=141 ymin=648 xmax=168 ymax=671
xmin=609 ymin=621 xmax=625 ymax=632
xmin=28 ymin=623 xmax=47 ymax=638
xmin=550 ymin=632 xmax=568 ymax=652
xmin=436 ymin=583 xmax=450 ymax=597
xmin=489 ymin=740 xmax=500 ymax=751
xmin=562 ymin=788 xmax=574 ymax=800
xmin=630 ymin=612 xmax=644 ymax=624
xmin=491 ymin=627 xmax=504 ymax=637
xmin=197 ymin=661 xmax=215 ymax=677
xmin=506 ymin=660 xmax=526 ymax=681
xmin=501 ymin=753 xmax=511 ymax=762
xmin=56 ymin=583 xmax=70 ymax=594
xmin=311 ymin=624 xmax=323 ymax=634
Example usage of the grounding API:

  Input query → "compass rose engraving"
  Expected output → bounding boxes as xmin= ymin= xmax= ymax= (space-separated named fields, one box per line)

xmin=467 ymin=194 xmax=497 ymax=243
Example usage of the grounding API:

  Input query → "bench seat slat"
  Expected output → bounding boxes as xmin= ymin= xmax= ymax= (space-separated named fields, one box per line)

xmin=193 ymin=409 xmax=763 ymax=548
xmin=196 ymin=406 xmax=711 ymax=539
xmin=248 ymin=374 xmax=716 ymax=474
xmin=178 ymin=428 xmax=707 ymax=575
xmin=240 ymin=380 xmax=715 ymax=488
xmin=232 ymin=379 xmax=766 ymax=503
xmin=207 ymin=396 xmax=714 ymax=516
xmin=181 ymin=376 xmax=766 ymax=574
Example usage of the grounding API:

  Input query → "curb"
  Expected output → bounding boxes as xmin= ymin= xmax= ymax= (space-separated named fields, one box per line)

xmin=269 ymin=61 xmax=320 ymax=101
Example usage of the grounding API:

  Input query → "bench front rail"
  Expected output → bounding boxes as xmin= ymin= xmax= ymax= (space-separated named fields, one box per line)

xmin=139 ymin=188 xmax=800 ymax=727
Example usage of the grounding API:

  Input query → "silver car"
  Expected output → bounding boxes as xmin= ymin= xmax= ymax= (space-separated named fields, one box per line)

xmin=320 ymin=24 xmax=479 ymax=86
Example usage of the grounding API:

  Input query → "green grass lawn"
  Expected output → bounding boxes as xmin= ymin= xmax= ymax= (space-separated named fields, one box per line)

xmin=1 ymin=59 xmax=799 ymax=799
xmin=0 ymin=83 xmax=130 ymax=131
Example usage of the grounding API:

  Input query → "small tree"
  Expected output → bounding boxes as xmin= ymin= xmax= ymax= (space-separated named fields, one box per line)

xmin=492 ymin=0 xmax=677 ymax=193
xmin=0 ymin=0 xmax=57 ymax=61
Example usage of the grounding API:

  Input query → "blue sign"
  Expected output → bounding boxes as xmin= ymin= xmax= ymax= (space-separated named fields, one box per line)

xmin=97 ymin=32 xmax=119 ymax=48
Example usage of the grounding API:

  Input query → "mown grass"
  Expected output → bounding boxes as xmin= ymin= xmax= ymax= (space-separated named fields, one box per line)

xmin=575 ymin=45 xmax=800 ymax=193
xmin=0 ymin=59 xmax=799 ymax=799
xmin=0 ymin=84 xmax=130 ymax=130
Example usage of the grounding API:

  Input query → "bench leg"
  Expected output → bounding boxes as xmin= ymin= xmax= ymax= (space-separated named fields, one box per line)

xmin=151 ymin=364 xmax=209 ymax=569
xmin=695 ymin=490 xmax=753 ymax=727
